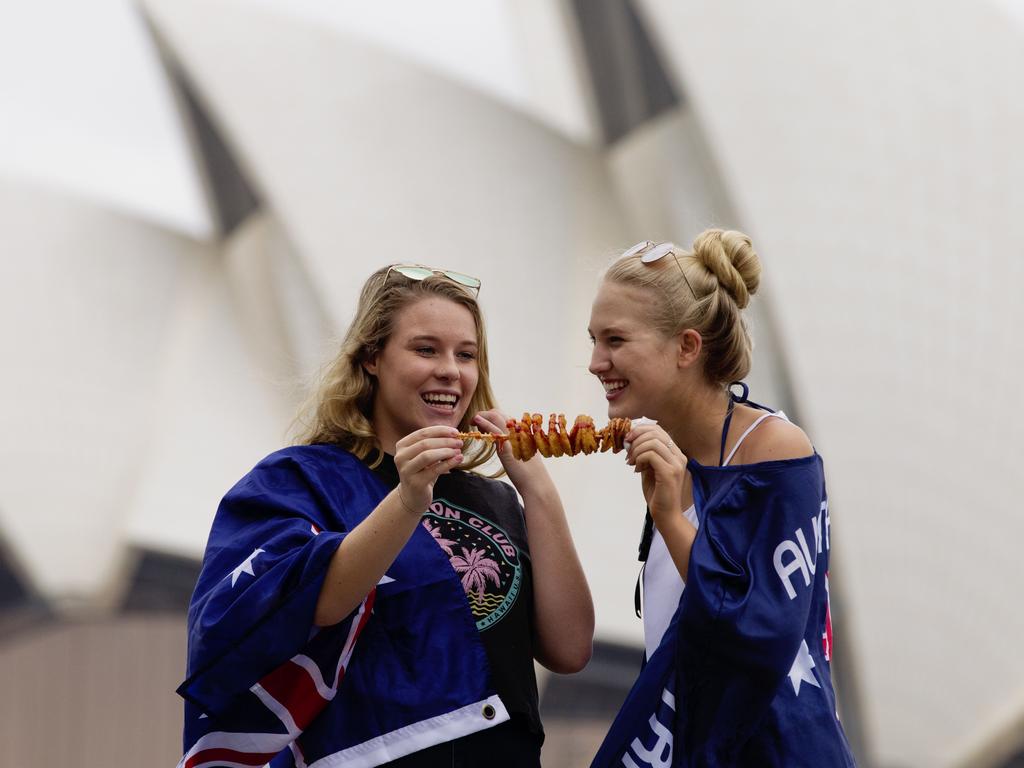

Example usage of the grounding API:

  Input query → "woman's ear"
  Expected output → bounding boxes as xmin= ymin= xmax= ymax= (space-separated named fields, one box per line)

xmin=677 ymin=329 xmax=702 ymax=369
xmin=362 ymin=354 xmax=379 ymax=376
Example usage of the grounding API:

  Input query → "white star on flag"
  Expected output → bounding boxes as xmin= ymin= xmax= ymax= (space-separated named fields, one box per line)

xmin=229 ymin=548 xmax=265 ymax=587
xmin=377 ymin=574 xmax=395 ymax=585
xmin=788 ymin=639 xmax=822 ymax=696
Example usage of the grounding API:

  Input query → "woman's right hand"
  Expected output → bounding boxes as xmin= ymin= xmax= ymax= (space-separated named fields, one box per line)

xmin=315 ymin=426 xmax=462 ymax=626
xmin=394 ymin=426 xmax=464 ymax=513
xmin=626 ymin=424 xmax=698 ymax=584
xmin=626 ymin=423 xmax=688 ymax=526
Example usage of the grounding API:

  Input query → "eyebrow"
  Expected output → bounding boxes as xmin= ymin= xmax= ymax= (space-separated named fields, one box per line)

xmin=408 ymin=335 xmax=477 ymax=347
xmin=588 ymin=325 xmax=630 ymax=336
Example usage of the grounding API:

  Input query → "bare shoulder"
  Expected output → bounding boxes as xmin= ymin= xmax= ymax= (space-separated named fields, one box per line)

xmin=738 ymin=414 xmax=814 ymax=464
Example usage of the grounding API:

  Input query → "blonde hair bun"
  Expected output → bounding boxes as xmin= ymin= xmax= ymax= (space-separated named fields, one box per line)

xmin=602 ymin=229 xmax=763 ymax=385
xmin=691 ymin=229 xmax=761 ymax=309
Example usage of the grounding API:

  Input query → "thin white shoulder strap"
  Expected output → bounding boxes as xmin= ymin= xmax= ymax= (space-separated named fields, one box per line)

xmin=722 ymin=410 xmax=788 ymax=466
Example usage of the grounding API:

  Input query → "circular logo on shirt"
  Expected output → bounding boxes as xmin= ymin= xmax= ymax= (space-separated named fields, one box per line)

xmin=421 ymin=499 xmax=522 ymax=630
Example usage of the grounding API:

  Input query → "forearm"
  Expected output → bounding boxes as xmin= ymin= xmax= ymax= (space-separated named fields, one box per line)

xmin=314 ymin=488 xmax=422 ymax=626
xmin=655 ymin=512 xmax=698 ymax=583
xmin=519 ymin=475 xmax=594 ymax=674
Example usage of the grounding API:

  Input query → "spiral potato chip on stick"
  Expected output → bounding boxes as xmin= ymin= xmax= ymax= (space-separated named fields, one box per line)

xmin=457 ymin=414 xmax=631 ymax=461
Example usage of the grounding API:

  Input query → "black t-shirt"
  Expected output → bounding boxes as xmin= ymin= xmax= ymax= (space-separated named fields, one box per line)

xmin=367 ymin=453 xmax=542 ymax=741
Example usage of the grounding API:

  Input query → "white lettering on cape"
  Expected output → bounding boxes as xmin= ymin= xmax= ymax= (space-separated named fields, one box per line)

xmin=773 ymin=501 xmax=829 ymax=600
xmin=621 ymin=687 xmax=675 ymax=768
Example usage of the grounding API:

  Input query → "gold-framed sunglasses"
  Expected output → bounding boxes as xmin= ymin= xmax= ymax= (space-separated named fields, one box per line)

xmin=622 ymin=240 xmax=697 ymax=299
xmin=384 ymin=264 xmax=482 ymax=296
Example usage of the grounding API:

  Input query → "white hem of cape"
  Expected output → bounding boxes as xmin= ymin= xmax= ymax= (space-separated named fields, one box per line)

xmin=308 ymin=694 xmax=510 ymax=767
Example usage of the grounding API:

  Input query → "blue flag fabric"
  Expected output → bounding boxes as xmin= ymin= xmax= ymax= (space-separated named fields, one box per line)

xmin=592 ymin=454 xmax=856 ymax=767
xmin=177 ymin=445 xmax=507 ymax=768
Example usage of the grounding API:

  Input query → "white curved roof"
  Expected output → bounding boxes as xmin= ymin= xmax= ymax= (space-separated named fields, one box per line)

xmin=0 ymin=0 xmax=213 ymax=237
xmin=2 ymin=2 xmax=1023 ymax=765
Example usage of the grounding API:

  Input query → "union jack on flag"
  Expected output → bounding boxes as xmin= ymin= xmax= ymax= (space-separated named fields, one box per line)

xmin=177 ymin=446 xmax=506 ymax=767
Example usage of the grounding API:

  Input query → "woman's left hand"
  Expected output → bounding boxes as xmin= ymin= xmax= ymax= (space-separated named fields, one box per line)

xmin=626 ymin=424 xmax=688 ymax=525
xmin=472 ymin=407 xmax=593 ymax=673
xmin=471 ymin=409 xmax=548 ymax=489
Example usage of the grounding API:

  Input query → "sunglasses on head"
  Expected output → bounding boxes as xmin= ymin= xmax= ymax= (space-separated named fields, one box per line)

xmin=385 ymin=264 xmax=482 ymax=296
xmin=622 ymin=240 xmax=697 ymax=299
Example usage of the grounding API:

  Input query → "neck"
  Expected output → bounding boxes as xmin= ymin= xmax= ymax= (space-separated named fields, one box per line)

xmin=657 ymin=381 xmax=731 ymax=466
xmin=373 ymin=424 xmax=399 ymax=456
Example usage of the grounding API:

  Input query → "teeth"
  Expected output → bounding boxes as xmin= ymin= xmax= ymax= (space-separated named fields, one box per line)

xmin=602 ymin=380 xmax=627 ymax=392
xmin=423 ymin=393 xmax=458 ymax=405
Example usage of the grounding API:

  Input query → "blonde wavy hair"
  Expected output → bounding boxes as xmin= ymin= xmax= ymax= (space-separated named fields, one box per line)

xmin=293 ymin=265 xmax=498 ymax=471
xmin=605 ymin=229 xmax=762 ymax=386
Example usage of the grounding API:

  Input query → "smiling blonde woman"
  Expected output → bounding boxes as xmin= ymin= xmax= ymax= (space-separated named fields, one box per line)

xmin=588 ymin=232 xmax=856 ymax=767
xmin=177 ymin=265 xmax=593 ymax=768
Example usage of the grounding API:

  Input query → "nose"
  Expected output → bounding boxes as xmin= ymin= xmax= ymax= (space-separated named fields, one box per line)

xmin=435 ymin=352 xmax=460 ymax=381
xmin=588 ymin=346 xmax=609 ymax=376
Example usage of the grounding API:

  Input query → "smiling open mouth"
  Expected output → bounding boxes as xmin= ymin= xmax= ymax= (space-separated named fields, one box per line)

xmin=602 ymin=379 xmax=628 ymax=394
xmin=422 ymin=392 xmax=459 ymax=410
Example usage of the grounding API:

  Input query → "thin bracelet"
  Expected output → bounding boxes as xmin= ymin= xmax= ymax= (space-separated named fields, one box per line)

xmin=396 ymin=487 xmax=422 ymax=517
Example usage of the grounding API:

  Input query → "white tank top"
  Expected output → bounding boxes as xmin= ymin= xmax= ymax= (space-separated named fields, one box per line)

xmin=641 ymin=410 xmax=786 ymax=660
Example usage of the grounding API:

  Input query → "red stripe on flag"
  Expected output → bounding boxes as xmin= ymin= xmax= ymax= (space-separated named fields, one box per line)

xmin=334 ymin=589 xmax=376 ymax=687
xmin=822 ymin=572 xmax=833 ymax=662
xmin=356 ymin=589 xmax=375 ymax=638
xmin=256 ymin=589 xmax=377 ymax=733
xmin=258 ymin=660 xmax=328 ymax=731
xmin=185 ymin=747 xmax=279 ymax=768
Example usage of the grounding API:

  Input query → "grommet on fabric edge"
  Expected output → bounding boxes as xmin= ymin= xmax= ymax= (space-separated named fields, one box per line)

xmin=482 ymin=704 xmax=496 ymax=720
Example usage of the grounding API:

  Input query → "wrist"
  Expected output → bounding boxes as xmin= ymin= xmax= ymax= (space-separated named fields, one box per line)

xmin=510 ymin=466 xmax=557 ymax=502
xmin=649 ymin=502 xmax=684 ymax=528
xmin=651 ymin=506 xmax=695 ymax=539
xmin=395 ymin=486 xmax=426 ymax=517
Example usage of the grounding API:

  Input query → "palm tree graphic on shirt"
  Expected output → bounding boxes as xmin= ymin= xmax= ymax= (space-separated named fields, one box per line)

xmin=450 ymin=546 xmax=501 ymax=597
xmin=421 ymin=519 xmax=457 ymax=556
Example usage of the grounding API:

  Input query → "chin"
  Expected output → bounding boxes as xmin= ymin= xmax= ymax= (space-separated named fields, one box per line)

xmin=431 ymin=411 xmax=466 ymax=430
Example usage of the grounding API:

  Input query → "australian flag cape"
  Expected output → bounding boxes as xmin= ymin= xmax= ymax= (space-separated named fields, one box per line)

xmin=176 ymin=444 xmax=506 ymax=768
xmin=592 ymin=453 xmax=856 ymax=768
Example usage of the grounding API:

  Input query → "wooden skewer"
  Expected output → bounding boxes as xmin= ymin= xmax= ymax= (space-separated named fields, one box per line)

xmin=455 ymin=431 xmax=509 ymax=444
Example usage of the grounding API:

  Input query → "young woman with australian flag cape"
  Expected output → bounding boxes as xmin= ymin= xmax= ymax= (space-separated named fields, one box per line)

xmin=587 ymin=233 xmax=856 ymax=767
xmin=176 ymin=265 xmax=594 ymax=767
